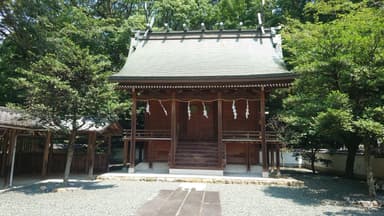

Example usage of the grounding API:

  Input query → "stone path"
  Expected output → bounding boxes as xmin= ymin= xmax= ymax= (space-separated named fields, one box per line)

xmin=136 ymin=183 xmax=221 ymax=216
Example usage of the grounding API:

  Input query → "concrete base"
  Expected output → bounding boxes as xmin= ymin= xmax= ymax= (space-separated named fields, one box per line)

xmin=128 ymin=168 xmax=135 ymax=173
xmin=262 ymin=171 xmax=269 ymax=178
xmin=250 ymin=165 xmax=263 ymax=174
xmin=170 ymin=169 xmax=223 ymax=176
xmin=135 ymin=162 xmax=169 ymax=174
xmin=224 ymin=164 xmax=247 ymax=174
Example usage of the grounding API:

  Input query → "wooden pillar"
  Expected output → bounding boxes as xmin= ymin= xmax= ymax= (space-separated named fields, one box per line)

xmin=106 ymin=135 xmax=112 ymax=171
xmin=88 ymin=131 xmax=96 ymax=178
xmin=129 ymin=88 xmax=137 ymax=173
xmin=217 ymin=92 xmax=224 ymax=168
xmin=170 ymin=91 xmax=177 ymax=167
xmin=148 ymin=142 xmax=153 ymax=168
xmin=5 ymin=129 xmax=17 ymax=187
xmin=246 ymin=143 xmax=250 ymax=172
xmin=260 ymin=86 xmax=268 ymax=177
xmin=271 ymin=145 xmax=275 ymax=170
xmin=107 ymin=135 xmax=112 ymax=156
xmin=1 ymin=130 xmax=9 ymax=177
xmin=41 ymin=131 xmax=51 ymax=177
xmin=276 ymin=144 xmax=281 ymax=175
xmin=123 ymin=138 xmax=128 ymax=167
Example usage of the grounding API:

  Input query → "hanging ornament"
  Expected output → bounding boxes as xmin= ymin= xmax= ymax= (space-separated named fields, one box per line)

xmin=232 ymin=100 xmax=237 ymax=120
xmin=245 ymin=100 xmax=250 ymax=119
xmin=202 ymin=102 xmax=208 ymax=119
xmin=146 ymin=101 xmax=151 ymax=115
xmin=159 ymin=100 xmax=168 ymax=116
xmin=187 ymin=101 xmax=192 ymax=120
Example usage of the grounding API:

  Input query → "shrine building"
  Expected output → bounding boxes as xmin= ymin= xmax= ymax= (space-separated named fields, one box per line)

xmin=110 ymin=27 xmax=294 ymax=177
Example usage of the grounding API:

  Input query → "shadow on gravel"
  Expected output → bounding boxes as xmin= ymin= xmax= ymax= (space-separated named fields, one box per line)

xmin=264 ymin=170 xmax=367 ymax=205
xmin=263 ymin=169 xmax=384 ymax=215
xmin=6 ymin=181 xmax=115 ymax=195
xmin=323 ymin=209 xmax=383 ymax=216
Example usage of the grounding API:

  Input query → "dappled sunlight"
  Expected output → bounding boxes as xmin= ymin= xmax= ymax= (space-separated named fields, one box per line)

xmin=4 ymin=180 xmax=116 ymax=195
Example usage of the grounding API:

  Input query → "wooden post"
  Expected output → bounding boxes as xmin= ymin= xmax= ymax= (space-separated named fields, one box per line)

xmin=276 ymin=144 xmax=281 ymax=176
xmin=260 ymin=86 xmax=268 ymax=177
xmin=88 ymin=131 xmax=96 ymax=178
xmin=271 ymin=145 xmax=275 ymax=170
xmin=106 ymin=135 xmax=112 ymax=171
xmin=148 ymin=141 xmax=153 ymax=168
xmin=1 ymin=130 xmax=9 ymax=177
xmin=41 ymin=131 xmax=51 ymax=177
xmin=246 ymin=143 xmax=250 ymax=172
xmin=129 ymin=88 xmax=137 ymax=173
xmin=85 ymin=133 xmax=91 ymax=173
xmin=5 ymin=129 xmax=17 ymax=187
xmin=217 ymin=92 xmax=223 ymax=168
xmin=123 ymin=138 xmax=128 ymax=167
xmin=107 ymin=135 xmax=112 ymax=156
xmin=170 ymin=91 xmax=177 ymax=167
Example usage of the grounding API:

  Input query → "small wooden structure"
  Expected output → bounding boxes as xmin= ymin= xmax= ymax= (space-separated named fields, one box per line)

xmin=0 ymin=107 xmax=122 ymax=186
xmin=77 ymin=120 xmax=122 ymax=177
xmin=0 ymin=106 xmax=50 ymax=186
xmin=111 ymin=28 xmax=294 ymax=176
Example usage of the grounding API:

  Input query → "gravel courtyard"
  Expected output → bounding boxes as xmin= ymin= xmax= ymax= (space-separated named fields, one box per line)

xmin=1 ymin=170 xmax=383 ymax=216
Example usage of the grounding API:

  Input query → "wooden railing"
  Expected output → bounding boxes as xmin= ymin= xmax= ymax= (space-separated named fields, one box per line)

xmin=123 ymin=129 xmax=171 ymax=141
xmin=223 ymin=130 xmax=280 ymax=143
xmin=123 ymin=129 xmax=280 ymax=143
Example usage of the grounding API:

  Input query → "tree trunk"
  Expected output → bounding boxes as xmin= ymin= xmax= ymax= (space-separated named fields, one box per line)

xmin=63 ymin=131 xmax=76 ymax=185
xmin=345 ymin=142 xmax=358 ymax=178
xmin=88 ymin=132 xmax=96 ymax=179
xmin=364 ymin=143 xmax=376 ymax=197
xmin=310 ymin=148 xmax=316 ymax=174
xmin=311 ymin=155 xmax=316 ymax=174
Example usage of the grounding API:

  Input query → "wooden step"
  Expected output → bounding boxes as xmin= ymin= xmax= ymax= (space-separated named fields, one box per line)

xmin=175 ymin=141 xmax=219 ymax=168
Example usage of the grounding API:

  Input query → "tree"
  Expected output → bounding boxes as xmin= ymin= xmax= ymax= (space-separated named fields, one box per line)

xmin=282 ymin=5 xmax=384 ymax=196
xmin=0 ymin=0 xmax=139 ymax=106
xmin=0 ymin=0 xmax=63 ymax=105
xmin=18 ymin=37 xmax=119 ymax=184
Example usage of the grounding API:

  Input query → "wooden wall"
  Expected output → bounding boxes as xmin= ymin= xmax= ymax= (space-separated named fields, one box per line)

xmin=13 ymin=152 xmax=108 ymax=175
xmin=144 ymin=100 xmax=262 ymax=165
xmin=148 ymin=141 xmax=170 ymax=162
xmin=145 ymin=101 xmax=171 ymax=130
xmin=226 ymin=143 xmax=260 ymax=164
xmin=222 ymin=100 xmax=259 ymax=131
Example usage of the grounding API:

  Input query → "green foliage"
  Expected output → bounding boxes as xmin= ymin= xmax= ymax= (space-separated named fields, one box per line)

xmin=281 ymin=1 xmax=384 ymax=191
xmin=154 ymin=0 xmax=218 ymax=30
xmin=18 ymin=37 xmax=119 ymax=132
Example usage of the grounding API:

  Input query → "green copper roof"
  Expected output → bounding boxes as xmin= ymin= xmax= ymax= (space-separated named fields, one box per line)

xmin=111 ymin=30 xmax=292 ymax=82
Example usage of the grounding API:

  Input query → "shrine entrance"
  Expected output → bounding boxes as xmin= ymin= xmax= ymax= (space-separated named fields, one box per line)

xmin=179 ymin=101 xmax=217 ymax=141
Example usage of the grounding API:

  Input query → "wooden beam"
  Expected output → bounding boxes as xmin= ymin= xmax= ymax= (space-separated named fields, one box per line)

xmin=170 ymin=91 xmax=177 ymax=167
xmin=260 ymin=86 xmax=268 ymax=176
xmin=129 ymin=88 xmax=137 ymax=172
xmin=41 ymin=131 xmax=51 ymax=177
xmin=88 ymin=131 xmax=96 ymax=178
xmin=217 ymin=92 xmax=223 ymax=168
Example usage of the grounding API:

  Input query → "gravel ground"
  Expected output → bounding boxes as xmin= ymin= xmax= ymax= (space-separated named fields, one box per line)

xmin=0 ymin=170 xmax=383 ymax=216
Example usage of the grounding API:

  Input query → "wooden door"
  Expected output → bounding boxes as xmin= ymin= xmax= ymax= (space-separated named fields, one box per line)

xmin=180 ymin=102 xmax=216 ymax=141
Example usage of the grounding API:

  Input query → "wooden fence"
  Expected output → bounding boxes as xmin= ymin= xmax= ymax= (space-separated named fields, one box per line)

xmin=12 ymin=152 xmax=108 ymax=175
